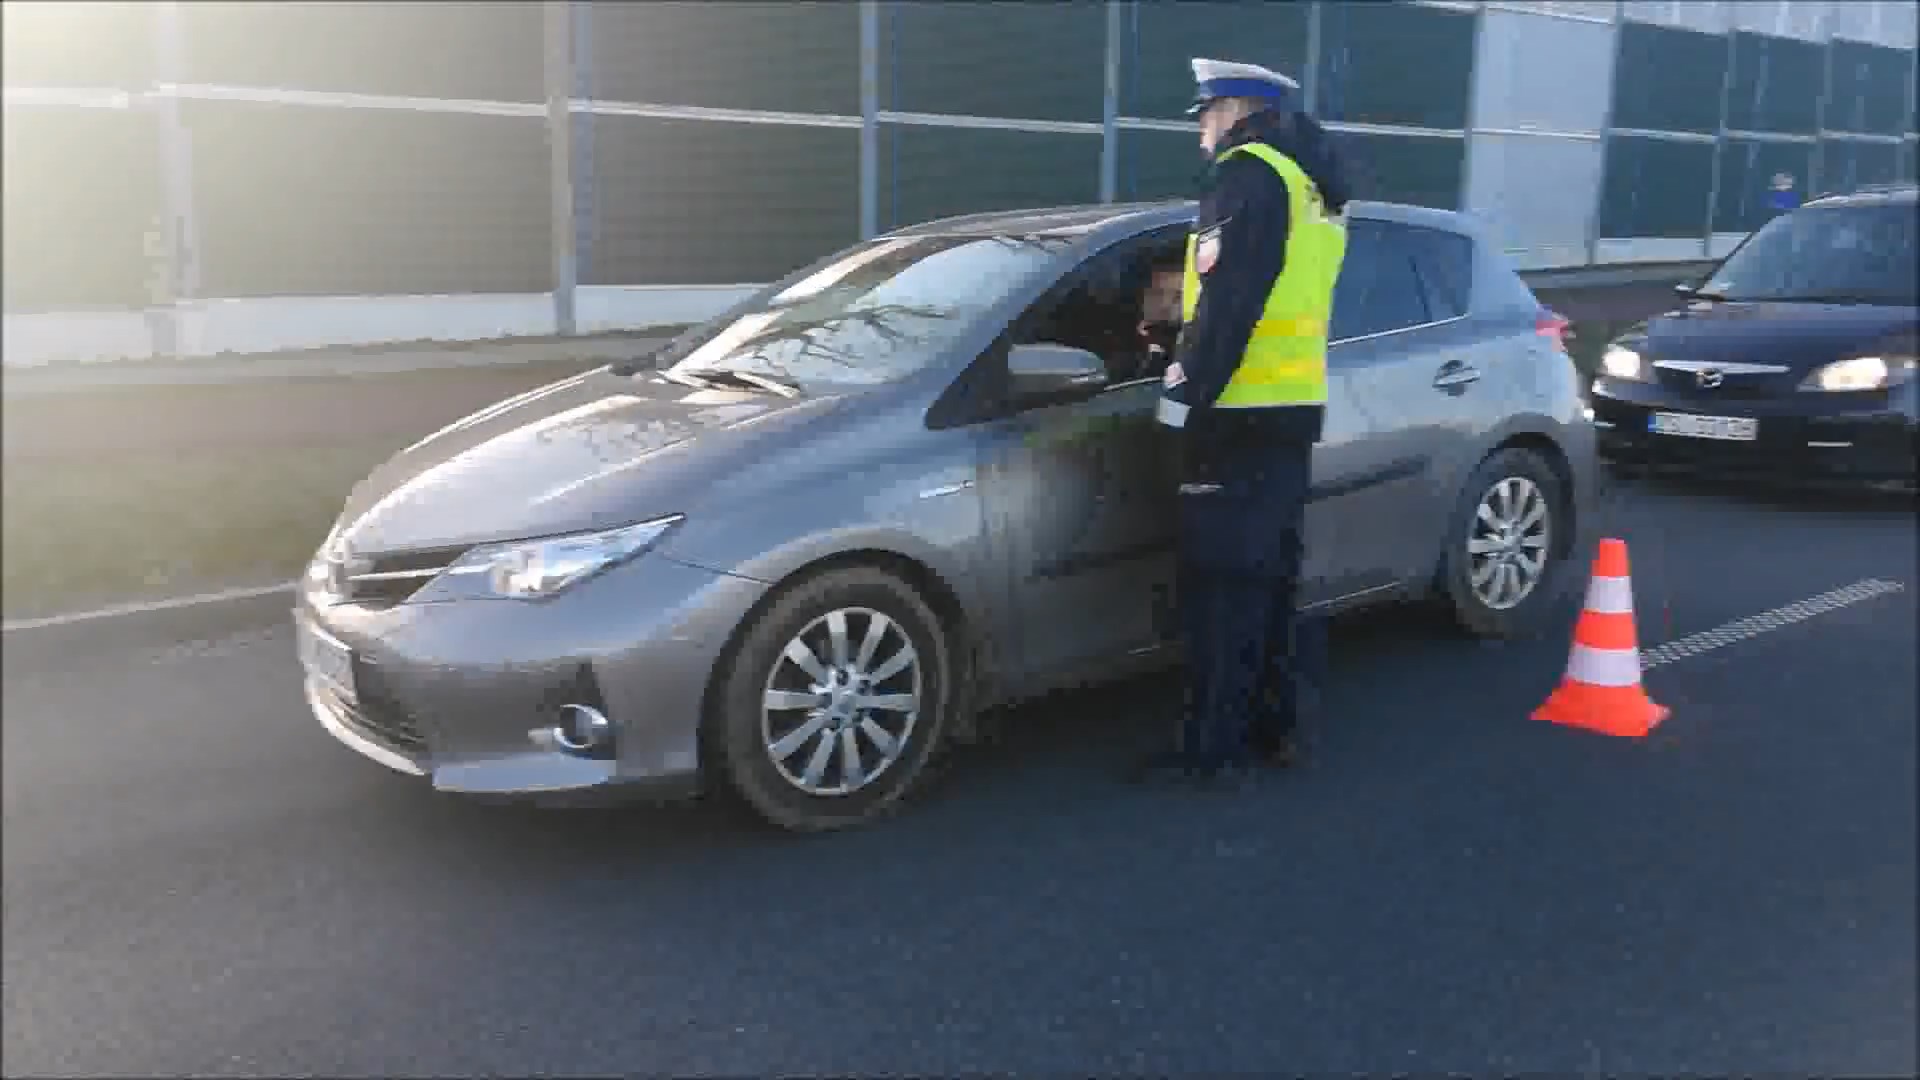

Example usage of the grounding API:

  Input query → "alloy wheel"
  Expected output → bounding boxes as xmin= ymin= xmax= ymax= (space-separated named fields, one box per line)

xmin=759 ymin=607 xmax=922 ymax=797
xmin=1466 ymin=475 xmax=1552 ymax=611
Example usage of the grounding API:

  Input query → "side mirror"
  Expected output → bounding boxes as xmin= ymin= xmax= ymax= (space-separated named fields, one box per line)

xmin=1006 ymin=343 xmax=1108 ymax=405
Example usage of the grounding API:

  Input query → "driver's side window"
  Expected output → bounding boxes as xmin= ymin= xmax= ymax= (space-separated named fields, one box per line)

xmin=1015 ymin=235 xmax=1188 ymax=386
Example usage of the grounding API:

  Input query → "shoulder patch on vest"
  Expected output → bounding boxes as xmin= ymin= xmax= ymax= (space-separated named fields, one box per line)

xmin=1195 ymin=221 xmax=1226 ymax=274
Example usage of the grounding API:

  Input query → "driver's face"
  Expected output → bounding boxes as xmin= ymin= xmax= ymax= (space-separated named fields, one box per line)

xmin=1142 ymin=269 xmax=1183 ymax=324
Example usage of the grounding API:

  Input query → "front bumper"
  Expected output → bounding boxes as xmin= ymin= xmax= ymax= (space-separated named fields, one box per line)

xmin=295 ymin=553 xmax=769 ymax=803
xmin=1590 ymin=378 xmax=1917 ymax=483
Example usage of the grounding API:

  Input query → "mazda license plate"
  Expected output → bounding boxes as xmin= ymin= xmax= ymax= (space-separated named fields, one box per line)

xmin=297 ymin=615 xmax=357 ymax=703
xmin=1648 ymin=411 xmax=1758 ymax=441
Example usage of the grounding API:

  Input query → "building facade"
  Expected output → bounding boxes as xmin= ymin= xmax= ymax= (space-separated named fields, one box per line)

xmin=4 ymin=0 xmax=1916 ymax=365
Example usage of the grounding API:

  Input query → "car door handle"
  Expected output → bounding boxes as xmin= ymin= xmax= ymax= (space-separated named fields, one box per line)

xmin=1433 ymin=363 xmax=1481 ymax=389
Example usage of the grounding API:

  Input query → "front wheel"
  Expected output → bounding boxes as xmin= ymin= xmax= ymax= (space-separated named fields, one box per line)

xmin=1438 ymin=447 xmax=1573 ymax=639
xmin=708 ymin=566 xmax=954 ymax=832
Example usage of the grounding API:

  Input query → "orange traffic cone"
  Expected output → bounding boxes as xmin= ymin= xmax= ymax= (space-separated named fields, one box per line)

xmin=1533 ymin=538 xmax=1669 ymax=737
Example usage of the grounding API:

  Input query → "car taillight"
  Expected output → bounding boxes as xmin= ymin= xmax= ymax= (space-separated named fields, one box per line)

xmin=1536 ymin=309 xmax=1571 ymax=353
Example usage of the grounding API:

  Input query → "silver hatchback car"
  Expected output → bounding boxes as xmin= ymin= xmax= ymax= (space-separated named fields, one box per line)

xmin=296 ymin=200 xmax=1597 ymax=831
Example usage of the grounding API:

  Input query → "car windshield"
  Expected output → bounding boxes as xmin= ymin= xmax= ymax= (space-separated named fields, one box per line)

xmin=660 ymin=234 xmax=1073 ymax=387
xmin=1702 ymin=203 xmax=1918 ymax=305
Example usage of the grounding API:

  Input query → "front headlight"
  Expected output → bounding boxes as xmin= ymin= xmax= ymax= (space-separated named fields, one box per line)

xmin=1600 ymin=345 xmax=1644 ymax=380
xmin=409 ymin=515 xmax=685 ymax=602
xmin=1801 ymin=355 xmax=1917 ymax=392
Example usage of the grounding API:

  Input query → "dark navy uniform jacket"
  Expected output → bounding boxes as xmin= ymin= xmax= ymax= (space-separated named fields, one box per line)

xmin=1176 ymin=108 xmax=1354 ymax=471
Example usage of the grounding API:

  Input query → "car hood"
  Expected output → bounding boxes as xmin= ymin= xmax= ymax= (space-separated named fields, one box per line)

xmin=332 ymin=369 xmax=848 ymax=555
xmin=1630 ymin=299 xmax=1919 ymax=373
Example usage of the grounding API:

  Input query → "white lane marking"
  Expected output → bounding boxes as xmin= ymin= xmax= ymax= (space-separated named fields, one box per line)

xmin=0 ymin=582 xmax=297 ymax=634
xmin=1640 ymin=578 xmax=1907 ymax=670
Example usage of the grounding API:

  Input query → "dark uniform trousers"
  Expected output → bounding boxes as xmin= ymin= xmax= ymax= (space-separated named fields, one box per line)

xmin=1175 ymin=432 xmax=1326 ymax=768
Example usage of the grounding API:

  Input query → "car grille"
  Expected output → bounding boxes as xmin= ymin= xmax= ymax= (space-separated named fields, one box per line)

xmin=326 ymin=547 xmax=463 ymax=606
xmin=1651 ymin=367 xmax=1791 ymax=400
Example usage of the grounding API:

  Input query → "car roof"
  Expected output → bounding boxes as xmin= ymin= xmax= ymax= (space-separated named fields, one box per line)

xmin=883 ymin=199 xmax=1477 ymax=245
xmin=1804 ymin=184 xmax=1918 ymax=209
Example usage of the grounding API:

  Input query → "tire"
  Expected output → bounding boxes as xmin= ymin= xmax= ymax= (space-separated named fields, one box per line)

xmin=708 ymin=566 xmax=954 ymax=832
xmin=1438 ymin=447 xmax=1574 ymax=639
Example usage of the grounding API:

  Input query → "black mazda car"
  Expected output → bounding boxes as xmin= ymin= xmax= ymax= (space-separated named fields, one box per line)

xmin=1590 ymin=184 xmax=1918 ymax=487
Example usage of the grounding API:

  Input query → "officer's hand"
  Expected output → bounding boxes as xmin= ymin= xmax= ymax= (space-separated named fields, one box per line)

xmin=1164 ymin=361 xmax=1185 ymax=388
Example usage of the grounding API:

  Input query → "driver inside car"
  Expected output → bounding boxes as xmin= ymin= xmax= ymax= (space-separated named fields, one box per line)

xmin=1136 ymin=260 xmax=1184 ymax=380
xmin=1033 ymin=254 xmax=1186 ymax=384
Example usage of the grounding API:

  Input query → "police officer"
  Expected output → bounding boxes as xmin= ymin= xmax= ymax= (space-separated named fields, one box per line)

xmin=1135 ymin=58 xmax=1352 ymax=786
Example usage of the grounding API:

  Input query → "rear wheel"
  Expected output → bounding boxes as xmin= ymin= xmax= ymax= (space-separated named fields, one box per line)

xmin=1439 ymin=447 xmax=1572 ymax=638
xmin=709 ymin=566 xmax=954 ymax=832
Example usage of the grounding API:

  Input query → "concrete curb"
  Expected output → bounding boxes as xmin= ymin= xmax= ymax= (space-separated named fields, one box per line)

xmin=1 ymin=582 xmax=298 ymax=634
xmin=1 ymin=330 xmax=684 ymax=398
xmin=1 ymin=586 xmax=302 ymax=672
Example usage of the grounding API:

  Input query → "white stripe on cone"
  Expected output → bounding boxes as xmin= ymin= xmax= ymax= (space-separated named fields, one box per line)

xmin=1564 ymin=642 xmax=1644 ymax=688
xmin=1584 ymin=574 xmax=1636 ymax=615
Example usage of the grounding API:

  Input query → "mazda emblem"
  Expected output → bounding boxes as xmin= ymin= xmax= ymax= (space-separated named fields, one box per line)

xmin=1696 ymin=368 xmax=1724 ymax=389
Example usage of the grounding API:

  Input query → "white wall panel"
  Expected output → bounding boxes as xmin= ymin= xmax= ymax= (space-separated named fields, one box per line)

xmin=1465 ymin=132 xmax=1604 ymax=265
xmin=1830 ymin=1 xmax=1881 ymax=43
xmin=1877 ymin=0 xmax=1919 ymax=48
xmin=1621 ymin=0 xmax=1733 ymax=33
xmin=1618 ymin=1 xmax=1677 ymax=25
xmin=1486 ymin=1 xmax=1617 ymax=20
xmin=1595 ymin=236 xmax=1709 ymax=262
xmin=1731 ymin=1 xmax=1785 ymax=36
xmin=1672 ymin=1 xmax=1734 ymax=34
xmin=1473 ymin=9 xmax=1616 ymax=133
xmin=1769 ymin=1 xmax=1831 ymax=42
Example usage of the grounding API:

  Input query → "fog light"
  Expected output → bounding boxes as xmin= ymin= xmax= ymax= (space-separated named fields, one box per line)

xmin=549 ymin=703 xmax=613 ymax=755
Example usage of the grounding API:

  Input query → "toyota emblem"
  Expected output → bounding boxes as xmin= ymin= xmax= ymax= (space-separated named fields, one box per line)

xmin=324 ymin=554 xmax=349 ymax=598
xmin=320 ymin=540 xmax=365 ymax=599
xmin=1696 ymin=368 xmax=1724 ymax=389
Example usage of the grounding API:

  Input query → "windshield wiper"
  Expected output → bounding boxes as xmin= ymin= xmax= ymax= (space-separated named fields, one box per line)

xmin=661 ymin=367 xmax=803 ymax=398
xmin=1758 ymin=293 xmax=1887 ymax=305
xmin=607 ymin=347 xmax=669 ymax=377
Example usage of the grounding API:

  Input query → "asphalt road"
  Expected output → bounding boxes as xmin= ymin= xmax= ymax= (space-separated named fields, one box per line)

xmin=4 ymin=476 xmax=1914 ymax=1077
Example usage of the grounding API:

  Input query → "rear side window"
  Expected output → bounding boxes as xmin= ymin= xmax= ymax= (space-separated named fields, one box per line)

xmin=1330 ymin=220 xmax=1432 ymax=341
xmin=1399 ymin=225 xmax=1475 ymax=320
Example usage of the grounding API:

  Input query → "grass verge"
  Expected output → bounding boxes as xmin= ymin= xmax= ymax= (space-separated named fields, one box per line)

xmin=3 ymin=439 xmax=402 ymax=620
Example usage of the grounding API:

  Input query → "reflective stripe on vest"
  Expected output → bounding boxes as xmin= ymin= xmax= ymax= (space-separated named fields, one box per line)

xmin=1180 ymin=141 xmax=1347 ymax=408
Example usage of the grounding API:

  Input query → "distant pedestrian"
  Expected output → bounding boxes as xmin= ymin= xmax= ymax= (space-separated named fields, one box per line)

xmin=1769 ymin=172 xmax=1801 ymax=215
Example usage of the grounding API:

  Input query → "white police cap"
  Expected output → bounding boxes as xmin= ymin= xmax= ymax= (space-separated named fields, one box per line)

xmin=1189 ymin=57 xmax=1300 ymax=116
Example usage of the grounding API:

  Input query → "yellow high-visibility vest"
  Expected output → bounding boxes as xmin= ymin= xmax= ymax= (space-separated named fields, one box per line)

xmin=1180 ymin=141 xmax=1347 ymax=408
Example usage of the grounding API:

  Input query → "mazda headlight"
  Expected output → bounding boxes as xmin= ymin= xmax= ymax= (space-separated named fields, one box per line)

xmin=1599 ymin=345 xmax=1644 ymax=380
xmin=1801 ymin=355 xmax=1917 ymax=392
xmin=410 ymin=515 xmax=684 ymax=602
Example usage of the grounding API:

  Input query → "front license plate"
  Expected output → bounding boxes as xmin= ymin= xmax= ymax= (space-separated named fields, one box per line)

xmin=1648 ymin=411 xmax=1759 ymax=441
xmin=297 ymin=615 xmax=357 ymax=704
